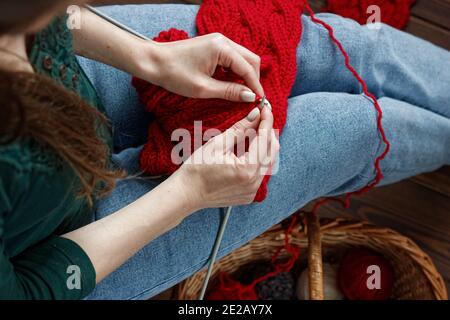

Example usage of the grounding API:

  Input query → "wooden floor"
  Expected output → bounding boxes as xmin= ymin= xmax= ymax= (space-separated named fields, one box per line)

xmin=308 ymin=0 xmax=450 ymax=291
xmin=155 ymin=0 xmax=450 ymax=299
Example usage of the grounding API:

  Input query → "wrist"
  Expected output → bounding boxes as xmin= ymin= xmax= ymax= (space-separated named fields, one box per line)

xmin=169 ymin=168 xmax=203 ymax=216
xmin=133 ymin=39 xmax=163 ymax=84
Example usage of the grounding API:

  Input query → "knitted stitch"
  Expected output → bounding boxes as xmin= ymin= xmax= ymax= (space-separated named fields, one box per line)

xmin=132 ymin=0 xmax=304 ymax=202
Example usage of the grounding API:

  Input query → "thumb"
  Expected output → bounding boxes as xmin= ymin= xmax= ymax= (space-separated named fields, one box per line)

xmin=204 ymin=78 xmax=257 ymax=102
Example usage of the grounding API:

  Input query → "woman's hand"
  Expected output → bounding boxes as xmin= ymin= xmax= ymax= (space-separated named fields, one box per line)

xmin=172 ymin=105 xmax=279 ymax=210
xmin=73 ymin=8 xmax=261 ymax=102
xmin=137 ymin=33 xmax=264 ymax=102
xmin=63 ymin=105 xmax=277 ymax=284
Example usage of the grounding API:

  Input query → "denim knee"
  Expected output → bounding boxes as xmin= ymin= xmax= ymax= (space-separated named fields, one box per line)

xmin=294 ymin=92 xmax=382 ymax=181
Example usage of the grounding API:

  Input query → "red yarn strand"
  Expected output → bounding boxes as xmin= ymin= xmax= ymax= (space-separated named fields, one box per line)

xmin=304 ymin=1 xmax=391 ymax=214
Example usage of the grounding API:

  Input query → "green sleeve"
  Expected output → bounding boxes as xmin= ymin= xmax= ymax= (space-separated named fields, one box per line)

xmin=0 ymin=161 xmax=96 ymax=300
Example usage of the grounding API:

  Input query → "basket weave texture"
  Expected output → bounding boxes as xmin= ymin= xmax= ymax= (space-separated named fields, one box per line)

xmin=176 ymin=217 xmax=448 ymax=300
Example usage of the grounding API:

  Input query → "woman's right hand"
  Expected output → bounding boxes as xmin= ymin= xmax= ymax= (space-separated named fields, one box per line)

xmin=173 ymin=105 xmax=280 ymax=211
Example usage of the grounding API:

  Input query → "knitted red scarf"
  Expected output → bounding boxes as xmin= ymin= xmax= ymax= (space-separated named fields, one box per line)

xmin=132 ymin=0 xmax=392 ymax=299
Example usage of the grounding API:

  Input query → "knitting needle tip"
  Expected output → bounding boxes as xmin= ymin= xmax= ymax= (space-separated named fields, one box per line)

xmin=258 ymin=96 xmax=272 ymax=111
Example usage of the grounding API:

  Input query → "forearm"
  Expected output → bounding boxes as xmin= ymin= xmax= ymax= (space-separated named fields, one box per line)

xmin=72 ymin=7 xmax=159 ymax=81
xmin=62 ymin=171 xmax=196 ymax=283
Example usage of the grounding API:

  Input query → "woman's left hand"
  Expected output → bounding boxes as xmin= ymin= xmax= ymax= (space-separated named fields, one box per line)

xmin=135 ymin=33 xmax=264 ymax=102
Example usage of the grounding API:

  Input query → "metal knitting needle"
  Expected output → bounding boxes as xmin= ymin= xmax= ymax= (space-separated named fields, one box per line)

xmin=85 ymin=5 xmax=151 ymax=41
xmin=199 ymin=206 xmax=233 ymax=300
xmin=259 ymin=95 xmax=266 ymax=109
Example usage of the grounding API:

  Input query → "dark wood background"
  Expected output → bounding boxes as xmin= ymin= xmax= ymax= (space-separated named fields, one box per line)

xmin=307 ymin=0 xmax=450 ymax=291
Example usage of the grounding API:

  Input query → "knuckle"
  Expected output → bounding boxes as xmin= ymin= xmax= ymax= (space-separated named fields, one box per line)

xmin=235 ymin=167 xmax=253 ymax=183
xmin=195 ymin=79 xmax=209 ymax=97
xmin=253 ymin=55 xmax=261 ymax=67
xmin=223 ymin=83 xmax=238 ymax=100
xmin=212 ymin=32 xmax=224 ymax=39
xmin=241 ymin=69 xmax=253 ymax=80
xmin=231 ymin=121 xmax=245 ymax=132
xmin=211 ymin=33 xmax=226 ymax=45
xmin=221 ymin=45 xmax=233 ymax=59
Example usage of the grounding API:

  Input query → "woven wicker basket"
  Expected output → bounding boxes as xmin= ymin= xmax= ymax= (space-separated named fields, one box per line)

xmin=175 ymin=214 xmax=448 ymax=300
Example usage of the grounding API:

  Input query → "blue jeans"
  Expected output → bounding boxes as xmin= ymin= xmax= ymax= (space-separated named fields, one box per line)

xmin=77 ymin=4 xmax=450 ymax=299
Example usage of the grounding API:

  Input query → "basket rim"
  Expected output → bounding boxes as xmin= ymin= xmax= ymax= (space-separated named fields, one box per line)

xmin=175 ymin=217 xmax=448 ymax=300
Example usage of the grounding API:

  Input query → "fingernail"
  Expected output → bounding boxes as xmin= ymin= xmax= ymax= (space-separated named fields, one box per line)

xmin=246 ymin=107 xmax=260 ymax=121
xmin=240 ymin=90 xmax=256 ymax=102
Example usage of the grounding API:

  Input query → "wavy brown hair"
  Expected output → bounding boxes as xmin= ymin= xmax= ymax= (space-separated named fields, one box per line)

xmin=1 ymin=0 xmax=124 ymax=205
xmin=0 ymin=69 xmax=124 ymax=206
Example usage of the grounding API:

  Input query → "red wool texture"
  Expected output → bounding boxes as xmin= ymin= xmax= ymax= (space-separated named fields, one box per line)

xmin=133 ymin=0 xmax=393 ymax=299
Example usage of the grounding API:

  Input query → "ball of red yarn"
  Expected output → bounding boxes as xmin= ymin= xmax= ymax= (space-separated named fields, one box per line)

xmin=323 ymin=0 xmax=416 ymax=30
xmin=338 ymin=248 xmax=395 ymax=300
xmin=206 ymin=272 xmax=258 ymax=300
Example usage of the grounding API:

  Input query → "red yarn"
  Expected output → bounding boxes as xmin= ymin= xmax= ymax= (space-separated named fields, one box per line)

xmin=206 ymin=272 xmax=258 ymax=300
xmin=133 ymin=0 xmax=304 ymax=202
xmin=133 ymin=0 xmax=392 ymax=299
xmin=338 ymin=248 xmax=395 ymax=300
xmin=323 ymin=0 xmax=416 ymax=29
xmin=206 ymin=214 xmax=301 ymax=300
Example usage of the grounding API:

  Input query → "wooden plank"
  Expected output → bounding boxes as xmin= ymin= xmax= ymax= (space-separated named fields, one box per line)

xmin=411 ymin=0 xmax=450 ymax=30
xmin=412 ymin=167 xmax=450 ymax=198
xmin=406 ymin=16 xmax=450 ymax=50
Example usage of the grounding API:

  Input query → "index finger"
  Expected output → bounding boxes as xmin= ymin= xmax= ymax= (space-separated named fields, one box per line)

xmin=218 ymin=46 xmax=264 ymax=97
xmin=226 ymin=39 xmax=261 ymax=81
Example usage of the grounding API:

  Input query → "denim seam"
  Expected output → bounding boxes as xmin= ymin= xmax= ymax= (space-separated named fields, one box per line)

xmin=380 ymin=162 xmax=447 ymax=175
xmin=356 ymin=119 xmax=385 ymax=181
